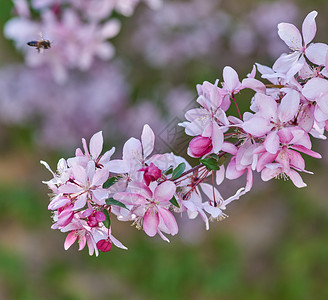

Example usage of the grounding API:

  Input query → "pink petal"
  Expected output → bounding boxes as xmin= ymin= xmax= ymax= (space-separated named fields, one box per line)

xmin=255 ymin=93 xmax=277 ymax=119
xmin=273 ymin=52 xmax=300 ymax=73
xmin=290 ymin=129 xmax=311 ymax=148
xmin=122 ymin=137 xmax=142 ymax=161
xmin=96 ymin=42 xmax=115 ymax=60
xmin=71 ymin=165 xmax=87 ymax=185
xmin=64 ymin=231 xmax=77 ymax=250
xmin=89 ymin=131 xmax=103 ymax=160
xmin=261 ymin=167 xmax=279 ymax=182
xmin=226 ymin=158 xmax=245 ymax=179
xmin=210 ymin=85 xmax=222 ymax=108
xmin=305 ymin=43 xmax=328 ymax=65
xmin=143 ymin=208 xmax=159 ymax=237
xmin=277 ymin=22 xmax=302 ymax=50
xmin=297 ymin=105 xmax=314 ymax=132
xmin=291 ymin=145 xmax=322 ymax=158
xmin=264 ymin=131 xmax=280 ymax=154
xmin=223 ymin=66 xmax=241 ymax=92
xmin=278 ymin=90 xmax=300 ymax=123
xmin=256 ymin=152 xmax=277 ymax=172
xmin=141 ymin=124 xmax=155 ymax=159
xmin=287 ymin=150 xmax=305 ymax=170
xmin=158 ymin=207 xmax=178 ymax=235
xmin=113 ymin=192 xmax=146 ymax=205
xmin=241 ymin=78 xmax=266 ymax=93
xmin=110 ymin=234 xmax=128 ymax=250
xmin=92 ymin=189 xmax=108 ymax=204
xmin=79 ymin=235 xmax=87 ymax=251
xmin=216 ymin=166 xmax=225 ymax=185
xmin=58 ymin=183 xmax=81 ymax=194
xmin=222 ymin=142 xmax=238 ymax=155
xmin=99 ymin=147 xmax=115 ymax=165
xmin=92 ymin=168 xmax=109 ymax=186
xmin=154 ymin=181 xmax=176 ymax=203
xmin=107 ymin=159 xmax=130 ymax=173
xmin=86 ymin=161 xmax=96 ymax=184
xmin=200 ymin=183 xmax=222 ymax=201
xmin=242 ymin=116 xmax=273 ymax=137
xmin=48 ymin=197 xmax=71 ymax=210
xmin=302 ymin=78 xmax=328 ymax=99
xmin=73 ymin=194 xmax=87 ymax=210
xmin=302 ymin=11 xmax=317 ymax=45
xmin=211 ymin=122 xmax=224 ymax=152
xmin=317 ymin=93 xmax=328 ymax=114
xmin=101 ymin=19 xmax=121 ymax=39
xmin=287 ymin=169 xmax=307 ymax=188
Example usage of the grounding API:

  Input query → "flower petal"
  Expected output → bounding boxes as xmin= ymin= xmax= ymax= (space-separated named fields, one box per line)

xmin=302 ymin=11 xmax=317 ymax=45
xmin=141 ymin=124 xmax=155 ymax=159
xmin=158 ymin=207 xmax=178 ymax=235
xmin=277 ymin=22 xmax=302 ymax=50
xmin=143 ymin=208 xmax=159 ymax=237
xmin=154 ymin=181 xmax=176 ymax=203
xmin=89 ymin=131 xmax=103 ymax=160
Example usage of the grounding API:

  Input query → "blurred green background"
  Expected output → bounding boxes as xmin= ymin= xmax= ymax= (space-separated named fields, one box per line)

xmin=1 ymin=1 xmax=328 ymax=299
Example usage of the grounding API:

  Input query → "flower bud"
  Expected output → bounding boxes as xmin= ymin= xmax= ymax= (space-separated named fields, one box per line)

xmin=97 ymin=238 xmax=112 ymax=252
xmin=188 ymin=136 xmax=213 ymax=157
xmin=139 ymin=163 xmax=162 ymax=185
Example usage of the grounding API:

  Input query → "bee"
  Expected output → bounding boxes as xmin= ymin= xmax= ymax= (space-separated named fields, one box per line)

xmin=27 ymin=33 xmax=52 ymax=53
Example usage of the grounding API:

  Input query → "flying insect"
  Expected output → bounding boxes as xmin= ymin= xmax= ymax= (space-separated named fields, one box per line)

xmin=27 ymin=33 xmax=52 ymax=53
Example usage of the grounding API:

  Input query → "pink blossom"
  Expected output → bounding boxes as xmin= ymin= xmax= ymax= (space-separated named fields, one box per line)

xmin=114 ymin=181 xmax=178 ymax=239
xmin=273 ymin=11 xmax=328 ymax=76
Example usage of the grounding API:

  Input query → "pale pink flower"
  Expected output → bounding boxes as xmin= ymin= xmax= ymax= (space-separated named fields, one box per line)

xmin=273 ymin=11 xmax=328 ymax=75
xmin=114 ymin=181 xmax=178 ymax=239
xmin=179 ymin=81 xmax=229 ymax=155
xmin=243 ymin=90 xmax=301 ymax=154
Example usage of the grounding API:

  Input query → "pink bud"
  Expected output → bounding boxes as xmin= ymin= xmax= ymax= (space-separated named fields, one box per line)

xmin=189 ymin=136 xmax=213 ymax=157
xmin=57 ymin=208 xmax=74 ymax=227
xmin=139 ymin=163 xmax=162 ymax=185
xmin=94 ymin=211 xmax=106 ymax=222
xmin=87 ymin=216 xmax=98 ymax=227
xmin=96 ymin=239 xmax=112 ymax=252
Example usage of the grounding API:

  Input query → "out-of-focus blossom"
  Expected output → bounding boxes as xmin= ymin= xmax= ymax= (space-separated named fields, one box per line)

xmin=131 ymin=0 xmax=230 ymax=67
xmin=4 ymin=0 xmax=162 ymax=82
xmin=0 ymin=62 xmax=128 ymax=149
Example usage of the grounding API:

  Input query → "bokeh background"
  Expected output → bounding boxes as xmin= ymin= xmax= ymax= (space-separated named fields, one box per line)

xmin=1 ymin=0 xmax=328 ymax=299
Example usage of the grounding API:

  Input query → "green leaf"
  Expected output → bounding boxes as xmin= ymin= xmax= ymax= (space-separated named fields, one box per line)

xmin=163 ymin=166 xmax=173 ymax=175
xmin=207 ymin=153 xmax=219 ymax=161
xmin=170 ymin=196 xmax=180 ymax=208
xmin=171 ymin=162 xmax=186 ymax=179
xmin=105 ymin=198 xmax=128 ymax=210
xmin=102 ymin=209 xmax=111 ymax=228
xmin=103 ymin=176 xmax=120 ymax=189
xmin=200 ymin=158 xmax=221 ymax=171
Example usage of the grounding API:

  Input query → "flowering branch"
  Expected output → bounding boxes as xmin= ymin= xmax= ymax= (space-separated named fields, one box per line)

xmin=42 ymin=10 xmax=328 ymax=256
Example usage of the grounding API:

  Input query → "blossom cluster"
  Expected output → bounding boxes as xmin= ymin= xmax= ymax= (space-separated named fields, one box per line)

xmin=42 ymin=11 xmax=328 ymax=255
xmin=4 ymin=0 xmax=161 ymax=83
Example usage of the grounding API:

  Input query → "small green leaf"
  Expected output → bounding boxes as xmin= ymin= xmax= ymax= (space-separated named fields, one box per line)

xmin=163 ymin=166 xmax=173 ymax=175
xmin=200 ymin=158 xmax=221 ymax=171
xmin=102 ymin=209 xmax=111 ymax=228
xmin=170 ymin=196 xmax=180 ymax=208
xmin=207 ymin=153 xmax=219 ymax=161
xmin=172 ymin=162 xmax=186 ymax=179
xmin=103 ymin=176 xmax=120 ymax=189
xmin=105 ymin=198 xmax=128 ymax=210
